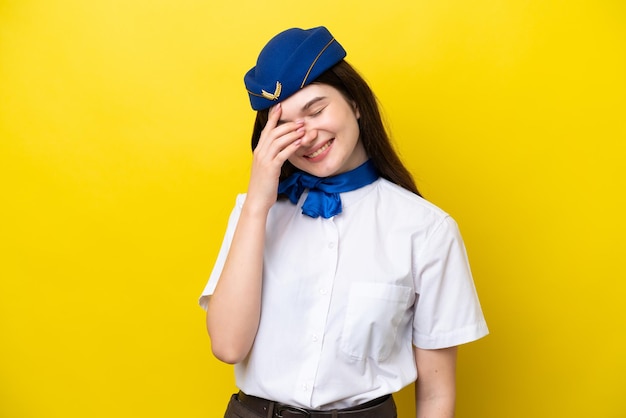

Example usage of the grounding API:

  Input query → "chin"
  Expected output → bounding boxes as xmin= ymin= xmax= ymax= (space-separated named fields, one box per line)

xmin=291 ymin=160 xmax=335 ymax=178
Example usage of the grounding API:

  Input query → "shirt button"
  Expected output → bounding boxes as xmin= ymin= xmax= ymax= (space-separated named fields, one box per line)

xmin=328 ymin=242 xmax=336 ymax=249
xmin=319 ymin=288 xmax=328 ymax=295
xmin=302 ymin=384 xmax=308 ymax=391
xmin=312 ymin=334 xmax=318 ymax=342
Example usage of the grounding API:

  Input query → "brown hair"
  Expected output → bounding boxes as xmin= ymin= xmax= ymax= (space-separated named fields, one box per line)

xmin=250 ymin=60 xmax=421 ymax=196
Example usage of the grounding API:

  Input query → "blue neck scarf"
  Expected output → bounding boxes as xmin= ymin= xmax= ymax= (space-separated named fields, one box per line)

xmin=278 ymin=160 xmax=379 ymax=219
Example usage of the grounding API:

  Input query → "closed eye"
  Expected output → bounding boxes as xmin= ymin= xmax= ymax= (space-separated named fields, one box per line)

xmin=309 ymin=106 xmax=326 ymax=117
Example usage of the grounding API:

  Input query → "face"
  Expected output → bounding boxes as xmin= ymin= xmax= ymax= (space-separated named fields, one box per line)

xmin=276 ymin=83 xmax=368 ymax=178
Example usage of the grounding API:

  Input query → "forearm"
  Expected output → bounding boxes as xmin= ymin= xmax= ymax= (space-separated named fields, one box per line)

xmin=206 ymin=203 xmax=268 ymax=364
xmin=414 ymin=346 xmax=457 ymax=418
xmin=415 ymin=385 xmax=455 ymax=418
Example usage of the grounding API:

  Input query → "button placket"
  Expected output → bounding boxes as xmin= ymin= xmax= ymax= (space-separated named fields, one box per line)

xmin=294 ymin=219 xmax=340 ymax=407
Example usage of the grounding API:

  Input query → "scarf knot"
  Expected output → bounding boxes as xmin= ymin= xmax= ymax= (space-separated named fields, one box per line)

xmin=277 ymin=160 xmax=379 ymax=218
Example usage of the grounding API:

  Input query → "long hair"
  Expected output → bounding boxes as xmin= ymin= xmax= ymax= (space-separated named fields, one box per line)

xmin=250 ymin=60 xmax=421 ymax=196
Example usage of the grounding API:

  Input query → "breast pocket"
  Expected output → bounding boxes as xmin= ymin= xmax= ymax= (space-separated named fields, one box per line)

xmin=340 ymin=283 xmax=412 ymax=361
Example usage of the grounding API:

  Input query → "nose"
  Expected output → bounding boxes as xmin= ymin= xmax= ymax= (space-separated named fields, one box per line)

xmin=299 ymin=127 xmax=318 ymax=146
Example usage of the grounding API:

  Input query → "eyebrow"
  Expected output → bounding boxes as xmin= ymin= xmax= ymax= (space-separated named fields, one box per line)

xmin=278 ymin=96 xmax=327 ymax=124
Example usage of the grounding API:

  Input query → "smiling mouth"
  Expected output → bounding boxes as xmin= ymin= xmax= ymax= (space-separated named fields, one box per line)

xmin=305 ymin=139 xmax=334 ymax=159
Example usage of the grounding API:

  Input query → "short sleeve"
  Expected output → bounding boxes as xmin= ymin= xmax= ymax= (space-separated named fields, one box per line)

xmin=412 ymin=216 xmax=488 ymax=349
xmin=198 ymin=194 xmax=246 ymax=311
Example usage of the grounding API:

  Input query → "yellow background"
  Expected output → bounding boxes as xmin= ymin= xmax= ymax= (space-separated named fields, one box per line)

xmin=1 ymin=0 xmax=624 ymax=417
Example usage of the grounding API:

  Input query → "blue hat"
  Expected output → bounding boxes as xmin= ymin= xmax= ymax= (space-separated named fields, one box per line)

xmin=244 ymin=26 xmax=347 ymax=110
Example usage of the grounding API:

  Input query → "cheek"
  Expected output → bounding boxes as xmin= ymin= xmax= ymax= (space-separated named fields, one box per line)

xmin=345 ymin=115 xmax=361 ymax=140
xmin=328 ymin=112 xmax=360 ymax=136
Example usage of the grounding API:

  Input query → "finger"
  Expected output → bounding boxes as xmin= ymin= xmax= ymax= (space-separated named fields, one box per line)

xmin=255 ymin=105 xmax=283 ymax=150
xmin=276 ymin=132 xmax=304 ymax=163
xmin=255 ymin=124 xmax=304 ymax=164
xmin=265 ymin=103 xmax=282 ymax=130
xmin=271 ymin=123 xmax=306 ymax=151
xmin=257 ymin=120 xmax=304 ymax=153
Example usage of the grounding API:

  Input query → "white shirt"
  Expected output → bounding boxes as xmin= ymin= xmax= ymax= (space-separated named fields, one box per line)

xmin=200 ymin=178 xmax=488 ymax=410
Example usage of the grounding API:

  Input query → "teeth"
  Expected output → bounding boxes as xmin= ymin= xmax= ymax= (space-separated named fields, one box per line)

xmin=306 ymin=140 xmax=332 ymax=158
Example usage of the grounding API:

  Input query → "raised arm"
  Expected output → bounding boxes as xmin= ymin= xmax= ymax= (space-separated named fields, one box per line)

xmin=414 ymin=346 xmax=458 ymax=418
xmin=206 ymin=104 xmax=304 ymax=364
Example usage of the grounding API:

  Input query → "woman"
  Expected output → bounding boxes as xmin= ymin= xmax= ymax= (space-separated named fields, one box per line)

xmin=200 ymin=26 xmax=488 ymax=418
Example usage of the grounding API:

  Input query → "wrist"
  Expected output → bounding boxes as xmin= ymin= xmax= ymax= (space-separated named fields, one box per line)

xmin=241 ymin=197 xmax=273 ymax=219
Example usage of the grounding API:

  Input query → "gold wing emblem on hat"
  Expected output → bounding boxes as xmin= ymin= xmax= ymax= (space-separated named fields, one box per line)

xmin=261 ymin=81 xmax=282 ymax=101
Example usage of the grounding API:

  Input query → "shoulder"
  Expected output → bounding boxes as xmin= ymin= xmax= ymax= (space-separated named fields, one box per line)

xmin=374 ymin=179 xmax=451 ymax=224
